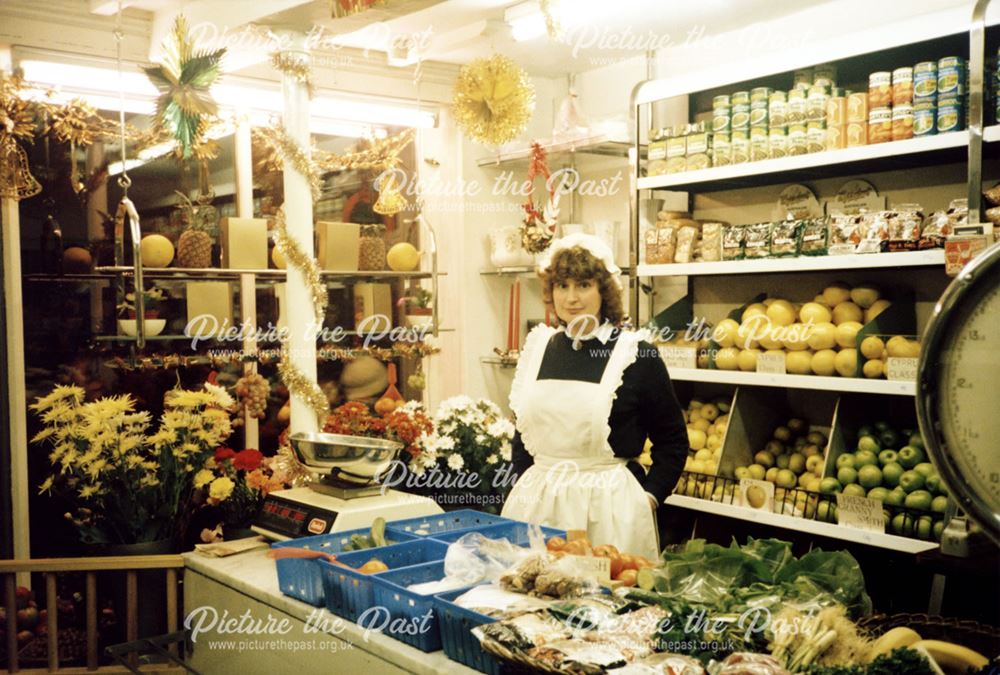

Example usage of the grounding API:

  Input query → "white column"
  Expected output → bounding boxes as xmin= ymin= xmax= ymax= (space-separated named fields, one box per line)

xmin=234 ymin=115 xmax=260 ymax=448
xmin=279 ymin=35 xmax=319 ymax=436
xmin=3 ymin=196 xmax=30 ymax=580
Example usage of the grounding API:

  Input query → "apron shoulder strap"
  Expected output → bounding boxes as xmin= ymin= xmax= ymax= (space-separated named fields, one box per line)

xmin=510 ymin=323 xmax=558 ymax=421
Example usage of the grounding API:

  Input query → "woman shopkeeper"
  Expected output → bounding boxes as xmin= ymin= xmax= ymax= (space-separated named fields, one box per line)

xmin=501 ymin=234 xmax=689 ymax=560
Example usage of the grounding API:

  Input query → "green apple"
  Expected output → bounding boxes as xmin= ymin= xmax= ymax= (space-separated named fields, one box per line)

xmin=748 ymin=464 xmax=766 ymax=480
xmin=842 ymin=483 xmax=867 ymax=498
xmin=854 ymin=450 xmax=879 ymax=468
xmin=788 ymin=453 xmax=806 ymax=474
xmin=933 ymin=520 xmax=945 ymax=541
xmin=916 ymin=515 xmax=934 ymax=540
xmin=931 ymin=496 xmax=949 ymax=513
xmin=858 ymin=464 xmax=883 ymax=489
xmin=884 ymin=488 xmax=906 ymax=506
xmin=734 ymin=466 xmax=750 ymax=480
xmin=806 ymin=431 xmax=828 ymax=447
xmin=765 ymin=440 xmax=784 ymax=456
xmin=857 ymin=424 xmax=875 ymax=440
xmin=776 ymin=469 xmax=798 ymax=489
xmin=836 ymin=453 xmax=856 ymax=470
xmin=817 ymin=501 xmax=838 ymax=522
xmin=766 ymin=467 xmax=780 ymax=483
xmin=879 ymin=429 xmax=901 ymax=450
xmin=898 ymin=445 xmax=926 ymax=470
xmin=908 ymin=433 xmax=925 ymax=450
xmin=882 ymin=462 xmax=904 ymax=487
xmin=803 ymin=444 xmax=821 ymax=457
xmin=914 ymin=462 xmax=936 ymax=478
xmin=837 ymin=467 xmax=859 ymax=485
xmin=857 ymin=435 xmax=881 ymax=454
xmin=891 ymin=513 xmax=914 ymax=536
xmin=899 ymin=470 xmax=926 ymax=493
xmin=925 ymin=475 xmax=943 ymax=494
xmin=867 ymin=487 xmax=891 ymax=502
xmin=878 ymin=449 xmax=899 ymax=466
xmin=904 ymin=489 xmax=933 ymax=510
xmin=776 ymin=454 xmax=791 ymax=470
xmin=806 ymin=455 xmax=824 ymax=474
xmin=819 ymin=477 xmax=843 ymax=495
xmin=754 ymin=450 xmax=776 ymax=469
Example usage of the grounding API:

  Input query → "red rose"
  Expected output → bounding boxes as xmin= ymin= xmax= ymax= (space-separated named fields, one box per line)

xmin=214 ymin=447 xmax=236 ymax=462
xmin=233 ymin=449 xmax=264 ymax=472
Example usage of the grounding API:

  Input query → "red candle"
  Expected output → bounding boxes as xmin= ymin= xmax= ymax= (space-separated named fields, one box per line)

xmin=507 ymin=283 xmax=514 ymax=351
xmin=514 ymin=280 xmax=521 ymax=348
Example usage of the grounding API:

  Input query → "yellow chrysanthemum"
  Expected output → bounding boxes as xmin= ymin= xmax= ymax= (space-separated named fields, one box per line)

xmin=38 ymin=476 xmax=54 ymax=495
xmin=208 ymin=476 xmax=235 ymax=501
xmin=193 ymin=469 xmax=215 ymax=489
xmin=31 ymin=385 xmax=85 ymax=411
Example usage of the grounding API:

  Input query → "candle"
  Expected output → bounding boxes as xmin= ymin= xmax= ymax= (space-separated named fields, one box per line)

xmin=506 ymin=283 xmax=514 ymax=352
xmin=514 ymin=279 xmax=521 ymax=348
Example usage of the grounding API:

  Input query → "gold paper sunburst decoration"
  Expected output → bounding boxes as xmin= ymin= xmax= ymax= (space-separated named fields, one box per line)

xmin=453 ymin=54 xmax=535 ymax=147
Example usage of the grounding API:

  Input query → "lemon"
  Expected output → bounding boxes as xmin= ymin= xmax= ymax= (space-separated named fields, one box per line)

xmin=715 ymin=347 xmax=741 ymax=370
xmin=807 ymin=322 xmax=838 ymax=350
xmin=832 ymin=301 xmax=864 ymax=325
xmin=737 ymin=348 xmax=761 ymax=371
xmin=799 ymin=302 xmax=832 ymax=324
xmin=713 ymin=318 xmax=740 ymax=348
xmin=850 ymin=284 xmax=881 ymax=308
xmin=835 ymin=321 xmax=863 ymax=348
xmin=766 ymin=300 xmax=796 ymax=327
xmin=886 ymin=335 xmax=911 ymax=358
xmin=863 ymin=358 xmax=885 ymax=378
xmin=786 ymin=350 xmax=813 ymax=374
xmin=811 ymin=349 xmax=837 ymax=376
xmin=822 ymin=282 xmax=851 ymax=307
xmin=737 ymin=320 xmax=762 ymax=349
xmin=860 ymin=336 xmax=886 ymax=360
xmin=865 ymin=299 xmax=892 ymax=323
xmin=140 ymin=234 xmax=174 ymax=268
xmin=741 ymin=302 xmax=768 ymax=322
xmin=759 ymin=327 xmax=785 ymax=350
xmin=386 ymin=242 xmax=421 ymax=271
xmin=834 ymin=348 xmax=859 ymax=377
xmin=781 ymin=324 xmax=812 ymax=351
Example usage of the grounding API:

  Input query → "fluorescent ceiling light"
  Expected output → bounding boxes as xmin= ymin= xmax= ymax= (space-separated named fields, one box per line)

xmin=505 ymin=1 xmax=547 ymax=42
xmin=17 ymin=58 xmax=436 ymax=130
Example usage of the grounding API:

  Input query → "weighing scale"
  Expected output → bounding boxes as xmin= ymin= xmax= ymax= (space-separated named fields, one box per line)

xmin=917 ymin=240 xmax=1000 ymax=552
xmin=252 ymin=432 xmax=443 ymax=541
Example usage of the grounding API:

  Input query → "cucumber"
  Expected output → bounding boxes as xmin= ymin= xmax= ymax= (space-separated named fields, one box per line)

xmin=371 ymin=517 xmax=387 ymax=547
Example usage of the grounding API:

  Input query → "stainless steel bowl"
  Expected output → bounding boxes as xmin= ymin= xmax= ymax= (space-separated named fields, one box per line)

xmin=289 ymin=432 xmax=403 ymax=484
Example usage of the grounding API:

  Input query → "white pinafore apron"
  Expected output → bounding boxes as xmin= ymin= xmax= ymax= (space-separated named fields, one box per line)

xmin=501 ymin=324 xmax=659 ymax=560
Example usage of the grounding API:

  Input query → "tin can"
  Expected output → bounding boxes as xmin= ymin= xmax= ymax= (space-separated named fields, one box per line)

xmin=892 ymin=103 xmax=914 ymax=141
xmin=914 ymin=62 xmax=938 ymax=99
xmin=937 ymin=57 xmax=965 ymax=97
xmin=793 ymin=69 xmax=813 ymax=88
xmin=869 ymin=72 xmax=892 ymax=109
xmin=713 ymin=108 xmax=732 ymax=133
xmin=732 ymin=95 xmax=750 ymax=130
xmin=751 ymin=87 xmax=772 ymax=104
xmin=787 ymin=123 xmax=807 ymax=155
xmin=750 ymin=106 xmax=769 ymax=127
xmin=768 ymin=127 xmax=787 ymax=159
xmin=826 ymin=96 xmax=847 ymax=126
xmin=847 ymin=91 xmax=869 ymax=122
xmin=788 ymin=88 xmax=807 ymax=124
xmin=750 ymin=127 xmax=769 ymax=162
xmin=769 ymin=91 xmax=788 ymax=127
xmin=806 ymin=120 xmax=826 ymax=153
xmin=814 ymin=64 xmax=837 ymax=87
xmin=732 ymin=91 xmax=750 ymax=106
xmin=892 ymin=67 xmax=913 ymax=105
xmin=731 ymin=133 xmax=750 ymax=164
xmin=713 ymin=94 xmax=731 ymax=109
xmin=807 ymin=84 xmax=829 ymax=122
xmin=825 ymin=125 xmax=846 ymax=151
xmin=713 ymin=134 xmax=732 ymax=166
xmin=913 ymin=101 xmax=936 ymax=136
xmin=868 ymin=107 xmax=892 ymax=144
xmin=936 ymin=97 xmax=963 ymax=133
xmin=847 ymin=121 xmax=867 ymax=147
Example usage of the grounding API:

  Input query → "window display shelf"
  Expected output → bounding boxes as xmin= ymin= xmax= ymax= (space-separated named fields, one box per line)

xmin=24 ymin=268 xmax=440 ymax=283
xmin=638 ymin=127 xmax=1000 ymax=194
xmin=480 ymin=355 xmax=519 ymax=368
xmin=665 ymin=494 xmax=938 ymax=554
xmin=666 ymin=367 xmax=916 ymax=396
xmin=638 ymin=249 xmax=945 ymax=277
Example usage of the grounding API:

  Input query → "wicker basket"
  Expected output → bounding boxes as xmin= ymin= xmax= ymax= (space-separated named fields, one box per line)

xmin=857 ymin=613 xmax=1000 ymax=658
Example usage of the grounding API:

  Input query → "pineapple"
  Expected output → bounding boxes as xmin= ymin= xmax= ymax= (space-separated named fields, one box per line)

xmin=177 ymin=223 xmax=213 ymax=268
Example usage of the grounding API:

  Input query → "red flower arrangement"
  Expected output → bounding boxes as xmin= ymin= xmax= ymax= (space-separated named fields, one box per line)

xmin=323 ymin=401 xmax=433 ymax=462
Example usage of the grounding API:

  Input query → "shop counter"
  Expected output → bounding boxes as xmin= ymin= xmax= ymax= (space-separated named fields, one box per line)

xmin=183 ymin=548 xmax=478 ymax=675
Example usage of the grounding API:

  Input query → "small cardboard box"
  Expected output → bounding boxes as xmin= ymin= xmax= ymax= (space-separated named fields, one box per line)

xmin=220 ymin=217 xmax=268 ymax=269
xmin=316 ymin=221 xmax=360 ymax=271
xmin=186 ymin=281 xmax=233 ymax=337
xmin=353 ymin=283 xmax=392 ymax=330
xmin=945 ymin=235 xmax=991 ymax=276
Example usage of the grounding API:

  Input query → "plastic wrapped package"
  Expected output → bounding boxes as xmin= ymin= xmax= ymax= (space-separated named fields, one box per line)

xmin=645 ymin=225 xmax=677 ymax=264
xmin=715 ymin=652 xmax=791 ymax=675
xmin=886 ymin=204 xmax=924 ymax=251
xmin=769 ymin=220 xmax=802 ymax=257
xmin=858 ymin=211 xmax=890 ymax=253
xmin=674 ymin=226 xmax=699 ymax=264
xmin=799 ymin=218 xmax=829 ymax=255
xmin=743 ymin=223 xmax=772 ymax=259
xmin=828 ymin=214 xmax=864 ymax=254
xmin=722 ymin=225 xmax=746 ymax=260
xmin=701 ymin=223 xmax=723 ymax=262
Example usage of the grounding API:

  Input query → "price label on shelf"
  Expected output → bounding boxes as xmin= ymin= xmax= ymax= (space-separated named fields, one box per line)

xmin=756 ymin=352 xmax=787 ymax=374
xmin=886 ymin=357 xmax=918 ymax=381
xmin=738 ymin=478 xmax=775 ymax=511
xmin=835 ymin=494 xmax=886 ymax=533
xmin=565 ymin=554 xmax=611 ymax=582
xmin=660 ymin=345 xmax=698 ymax=370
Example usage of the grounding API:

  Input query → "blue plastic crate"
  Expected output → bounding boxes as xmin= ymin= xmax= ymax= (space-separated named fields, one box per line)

xmin=319 ymin=539 xmax=449 ymax=623
xmin=385 ymin=510 xmax=512 ymax=539
xmin=434 ymin=588 xmax=500 ymax=675
xmin=272 ymin=528 xmax=419 ymax=606
xmin=370 ymin=560 xmax=474 ymax=652
xmin=430 ymin=522 xmax=566 ymax=547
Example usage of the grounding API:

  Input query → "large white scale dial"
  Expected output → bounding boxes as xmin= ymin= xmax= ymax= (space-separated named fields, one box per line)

xmin=917 ymin=241 xmax=1000 ymax=544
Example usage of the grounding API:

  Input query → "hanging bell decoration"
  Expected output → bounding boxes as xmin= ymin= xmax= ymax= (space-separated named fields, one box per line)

xmin=0 ymin=138 xmax=42 ymax=201
xmin=373 ymin=170 xmax=407 ymax=216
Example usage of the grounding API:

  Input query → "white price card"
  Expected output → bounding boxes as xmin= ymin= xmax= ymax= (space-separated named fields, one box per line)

xmin=835 ymin=494 xmax=886 ymax=533
xmin=886 ymin=357 xmax=918 ymax=381
xmin=739 ymin=478 xmax=775 ymax=511
xmin=756 ymin=352 xmax=787 ymax=374
xmin=660 ymin=345 xmax=698 ymax=370
xmin=566 ymin=554 xmax=611 ymax=582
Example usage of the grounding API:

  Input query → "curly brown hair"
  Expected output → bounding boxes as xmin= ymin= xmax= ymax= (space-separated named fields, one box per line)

xmin=539 ymin=246 xmax=626 ymax=326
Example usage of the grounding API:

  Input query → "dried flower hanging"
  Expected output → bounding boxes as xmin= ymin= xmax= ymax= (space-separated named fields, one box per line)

xmin=520 ymin=142 xmax=560 ymax=253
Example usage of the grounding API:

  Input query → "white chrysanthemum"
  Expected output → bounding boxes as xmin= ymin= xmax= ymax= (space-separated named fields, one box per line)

xmin=438 ymin=436 xmax=455 ymax=451
xmin=500 ymin=442 xmax=512 ymax=461
xmin=204 ymin=382 xmax=236 ymax=410
xmin=486 ymin=454 xmax=499 ymax=465
xmin=447 ymin=454 xmax=464 ymax=470
xmin=488 ymin=419 xmax=515 ymax=439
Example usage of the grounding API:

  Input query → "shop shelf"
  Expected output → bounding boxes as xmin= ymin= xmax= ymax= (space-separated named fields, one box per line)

xmin=665 ymin=368 xmax=917 ymax=396
xmin=637 ymin=250 xmax=946 ymax=278
xmin=319 ymin=539 xmax=449 ymax=622
xmin=434 ymin=587 xmax=500 ymax=675
xmin=638 ymin=127 xmax=1000 ymax=194
xmin=479 ymin=355 xmax=519 ymax=368
xmin=385 ymin=510 xmax=513 ymax=539
xmin=93 ymin=266 xmax=441 ymax=282
xmin=271 ymin=528 xmax=421 ymax=606
xmin=665 ymin=492 xmax=937 ymax=554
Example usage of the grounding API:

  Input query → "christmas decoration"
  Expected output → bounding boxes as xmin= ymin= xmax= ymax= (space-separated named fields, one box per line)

xmin=271 ymin=208 xmax=327 ymax=323
xmin=452 ymin=54 xmax=535 ymax=146
xmin=270 ymin=52 xmax=314 ymax=98
xmin=520 ymin=142 xmax=560 ymax=253
xmin=0 ymin=73 xmax=41 ymax=200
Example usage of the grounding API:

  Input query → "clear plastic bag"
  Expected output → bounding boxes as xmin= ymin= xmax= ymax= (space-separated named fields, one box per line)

xmin=443 ymin=529 xmax=542 ymax=587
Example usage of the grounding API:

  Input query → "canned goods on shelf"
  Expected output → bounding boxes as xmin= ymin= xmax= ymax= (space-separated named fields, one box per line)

xmin=731 ymin=135 xmax=750 ymax=164
xmin=813 ymin=64 xmax=837 ymax=88
xmin=893 ymin=67 xmax=914 ymax=106
xmin=892 ymin=103 xmax=914 ymax=141
xmin=769 ymin=98 xmax=788 ymax=127
xmin=826 ymin=96 xmax=846 ymax=126
xmin=732 ymin=91 xmax=750 ymax=106
xmin=937 ymin=98 xmax=963 ymax=133
xmin=713 ymin=94 xmax=731 ymax=109
xmin=825 ymin=125 xmax=846 ymax=151
xmin=937 ymin=57 xmax=965 ymax=97
xmin=793 ymin=69 xmax=813 ymax=88
xmin=869 ymin=71 xmax=892 ymax=109
xmin=847 ymin=121 xmax=867 ymax=147
xmin=713 ymin=110 xmax=731 ymax=133
xmin=751 ymin=87 xmax=772 ymax=104
xmin=914 ymin=66 xmax=937 ymax=99
xmin=750 ymin=107 xmax=769 ymax=127
xmin=913 ymin=104 xmax=936 ymax=136
xmin=868 ymin=107 xmax=892 ymax=143
xmin=788 ymin=89 xmax=807 ymax=123
xmin=847 ymin=91 xmax=869 ymax=122
xmin=769 ymin=133 xmax=787 ymax=159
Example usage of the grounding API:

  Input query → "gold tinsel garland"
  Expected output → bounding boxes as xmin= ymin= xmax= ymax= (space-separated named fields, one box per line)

xmin=254 ymin=125 xmax=415 ymax=178
xmin=272 ymin=208 xmax=327 ymax=323
xmin=270 ymin=52 xmax=314 ymax=99
xmin=452 ymin=54 xmax=535 ymax=147
xmin=330 ymin=0 xmax=387 ymax=18
xmin=278 ymin=343 xmax=331 ymax=424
